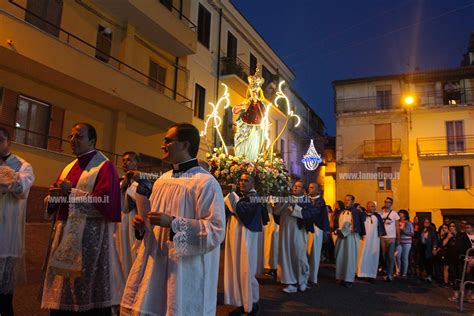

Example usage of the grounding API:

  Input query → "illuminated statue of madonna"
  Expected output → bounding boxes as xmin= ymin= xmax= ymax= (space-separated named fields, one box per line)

xmin=233 ymin=65 xmax=268 ymax=160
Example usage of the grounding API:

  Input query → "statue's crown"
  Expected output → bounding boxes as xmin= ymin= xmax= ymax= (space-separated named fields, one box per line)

xmin=248 ymin=64 xmax=265 ymax=87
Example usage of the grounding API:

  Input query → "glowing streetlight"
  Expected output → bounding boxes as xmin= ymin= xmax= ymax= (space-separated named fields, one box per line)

xmin=404 ymin=95 xmax=414 ymax=107
xmin=403 ymin=95 xmax=415 ymax=130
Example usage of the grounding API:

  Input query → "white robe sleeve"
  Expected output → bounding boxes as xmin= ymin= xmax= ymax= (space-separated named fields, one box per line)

xmin=10 ymin=162 xmax=34 ymax=199
xmin=224 ymin=192 xmax=239 ymax=214
xmin=170 ymin=180 xmax=225 ymax=257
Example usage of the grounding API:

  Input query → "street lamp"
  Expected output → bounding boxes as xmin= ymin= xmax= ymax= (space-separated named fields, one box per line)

xmin=403 ymin=94 xmax=414 ymax=130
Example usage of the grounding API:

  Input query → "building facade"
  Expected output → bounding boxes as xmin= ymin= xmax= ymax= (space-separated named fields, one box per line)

xmin=0 ymin=0 xmax=324 ymax=219
xmin=334 ymin=66 xmax=474 ymax=226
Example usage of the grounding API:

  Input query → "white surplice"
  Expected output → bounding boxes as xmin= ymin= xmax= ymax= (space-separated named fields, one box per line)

xmin=0 ymin=154 xmax=34 ymax=294
xmin=117 ymin=181 xmax=139 ymax=277
xmin=223 ymin=192 xmax=259 ymax=313
xmin=263 ymin=206 xmax=279 ymax=270
xmin=335 ymin=211 xmax=360 ymax=282
xmin=121 ymin=167 xmax=225 ymax=316
xmin=308 ymin=226 xmax=323 ymax=284
xmin=357 ymin=214 xmax=380 ymax=278
xmin=276 ymin=203 xmax=309 ymax=286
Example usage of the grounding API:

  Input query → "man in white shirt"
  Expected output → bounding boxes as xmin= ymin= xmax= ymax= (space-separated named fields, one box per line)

xmin=0 ymin=127 xmax=34 ymax=316
xmin=379 ymin=197 xmax=400 ymax=281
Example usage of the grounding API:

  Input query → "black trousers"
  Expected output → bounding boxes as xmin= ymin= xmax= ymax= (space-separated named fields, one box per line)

xmin=50 ymin=307 xmax=112 ymax=316
xmin=0 ymin=294 xmax=14 ymax=316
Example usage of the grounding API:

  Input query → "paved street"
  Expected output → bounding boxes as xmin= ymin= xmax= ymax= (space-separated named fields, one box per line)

xmin=16 ymin=224 xmax=473 ymax=316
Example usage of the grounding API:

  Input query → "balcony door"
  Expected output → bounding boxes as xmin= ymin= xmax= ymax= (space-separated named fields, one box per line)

xmin=374 ymin=123 xmax=392 ymax=155
xmin=446 ymin=120 xmax=464 ymax=153
xmin=227 ymin=31 xmax=237 ymax=61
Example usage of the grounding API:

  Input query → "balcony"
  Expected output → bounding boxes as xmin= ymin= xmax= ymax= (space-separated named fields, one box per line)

xmin=335 ymin=88 xmax=474 ymax=114
xmin=363 ymin=139 xmax=402 ymax=158
xmin=220 ymin=56 xmax=250 ymax=97
xmin=0 ymin=6 xmax=193 ymax=128
xmin=417 ymin=136 xmax=474 ymax=157
xmin=93 ymin=0 xmax=197 ymax=56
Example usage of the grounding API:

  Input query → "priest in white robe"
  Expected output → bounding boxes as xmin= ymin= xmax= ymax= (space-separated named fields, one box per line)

xmin=224 ymin=173 xmax=265 ymax=315
xmin=121 ymin=123 xmax=225 ymax=316
xmin=0 ymin=127 xmax=34 ymax=315
xmin=41 ymin=123 xmax=124 ymax=314
xmin=334 ymin=194 xmax=364 ymax=288
xmin=307 ymin=183 xmax=330 ymax=285
xmin=263 ymin=199 xmax=279 ymax=278
xmin=357 ymin=202 xmax=386 ymax=282
xmin=276 ymin=181 xmax=320 ymax=294
xmin=117 ymin=151 xmax=152 ymax=277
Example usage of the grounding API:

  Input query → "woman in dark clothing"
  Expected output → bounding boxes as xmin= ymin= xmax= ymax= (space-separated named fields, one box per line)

xmin=441 ymin=223 xmax=458 ymax=287
xmin=410 ymin=216 xmax=421 ymax=276
xmin=434 ymin=224 xmax=450 ymax=287
xmin=418 ymin=218 xmax=438 ymax=283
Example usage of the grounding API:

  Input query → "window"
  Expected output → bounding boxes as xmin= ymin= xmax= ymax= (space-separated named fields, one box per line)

xmin=223 ymin=107 xmax=233 ymax=145
xmin=160 ymin=0 xmax=173 ymax=10
xmin=446 ymin=120 xmax=464 ymax=153
xmin=95 ymin=25 xmax=112 ymax=63
xmin=194 ymin=84 xmax=206 ymax=119
xmin=416 ymin=83 xmax=436 ymax=105
xmin=227 ymin=31 xmax=237 ymax=60
xmin=250 ymin=53 xmax=257 ymax=75
xmin=443 ymin=81 xmax=461 ymax=105
xmin=25 ymin=0 xmax=63 ymax=37
xmin=377 ymin=167 xmax=392 ymax=191
xmin=376 ymin=85 xmax=392 ymax=109
xmin=15 ymin=96 xmax=50 ymax=148
xmin=443 ymin=166 xmax=471 ymax=189
xmin=197 ymin=4 xmax=211 ymax=49
xmin=280 ymin=138 xmax=285 ymax=155
xmin=262 ymin=65 xmax=273 ymax=87
xmin=149 ymin=60 xmax=167 ymax=93
xmin=0 ymin=87 xmax=4 ymax=104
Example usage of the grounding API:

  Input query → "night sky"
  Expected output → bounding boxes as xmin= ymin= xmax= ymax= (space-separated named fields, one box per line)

xmin=232 ymin=0 xmax=474 ymax=134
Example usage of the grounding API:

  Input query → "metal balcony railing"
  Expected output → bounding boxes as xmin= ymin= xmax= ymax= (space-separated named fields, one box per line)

xmin=1 ymin=123 xmax=168 ymax=172
xmin=363 ymin=138 xmax=402 ymax=158
xmin=7 ymin=0 xmax=192 ymax=107
xmin=220 ymin=56 xmax=250 ymax=84
xmin=335 ymin=88 xmax=474 ymax=114
xmin=417 ymin=135 xmax=474 ymax=157
xmin=158 ymin=0 xmax=197 ymax=30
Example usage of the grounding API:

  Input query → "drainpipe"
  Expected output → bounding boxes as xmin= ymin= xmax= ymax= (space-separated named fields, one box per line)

xmin=173 ymin=57 xmax=179 ymax=100
xmin=215 ymin=8 xmax=222 ymax=102
xmin=213 ymin=8 xmax=223 ymax=147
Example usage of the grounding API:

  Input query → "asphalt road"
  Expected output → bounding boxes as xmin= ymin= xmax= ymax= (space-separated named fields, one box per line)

xmin=14 ymin=224 xmax=472 ymax=315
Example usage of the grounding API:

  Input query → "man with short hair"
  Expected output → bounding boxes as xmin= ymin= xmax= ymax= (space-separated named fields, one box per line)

xmin=277 ymin=180 xmax=319 ymax=293
xmin=379 ymin=197 xmax=400 ymax=282
xmin=117 ymin=151 xmax=152 ymax=276
xmin=0 ymin=127 xmax=34 ymax=316
xmin=121 ymin=123 xmax=226 ymax=315
xmin=357 ymin=201 xmax=386 ymax=282
xmin=307 ymin=183 xmax=330 ymax=285
xmin=224 ymin=173 xmax=265 ymax=315
xmin=334 ymin=194 xmax=363 ymax=288
xmin=41 ymin=123 xmax=124 ymax=314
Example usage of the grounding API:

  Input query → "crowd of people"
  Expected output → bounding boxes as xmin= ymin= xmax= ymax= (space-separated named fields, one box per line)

xmin=0 ymin=121 xmax=473 ymax=316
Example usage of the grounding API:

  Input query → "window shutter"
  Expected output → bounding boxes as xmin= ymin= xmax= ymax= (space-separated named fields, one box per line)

xmin=441 ymin=166 xmax=450 ymax=189
xmin=464 ymin=165 xmax=471 ymax=189
xmin=149 ymin=61 xmax=158 ymax=89
xmin=47 ymin=105 xmax=65 ymax=152
xmin=0 ymin=89 xmax=18 ymax=137
xmin=44 ymin=0 xmax=63 ymax=37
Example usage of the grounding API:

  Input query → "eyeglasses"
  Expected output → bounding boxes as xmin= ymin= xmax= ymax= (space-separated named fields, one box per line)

xmin=163 ymin=137 xmax=179 ymax=144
